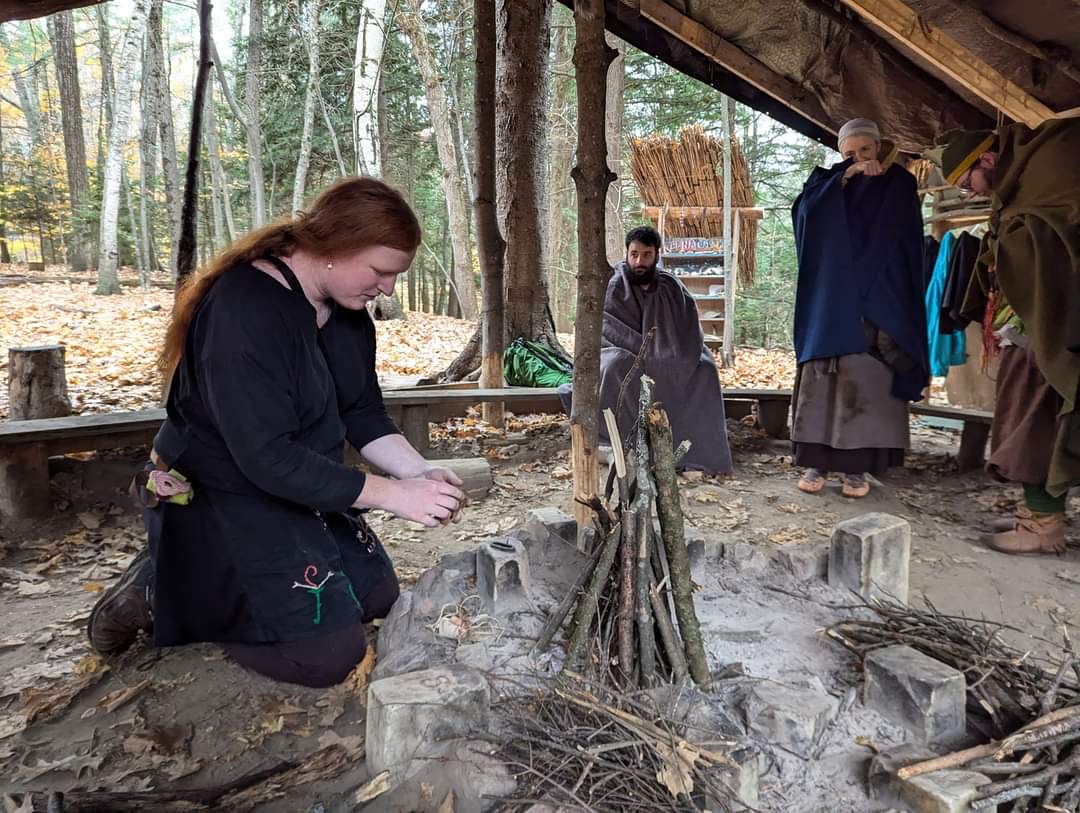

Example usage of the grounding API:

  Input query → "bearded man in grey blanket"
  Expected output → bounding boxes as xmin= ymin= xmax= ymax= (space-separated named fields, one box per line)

xmin=560 ymin=226 xmax=733 ymax=473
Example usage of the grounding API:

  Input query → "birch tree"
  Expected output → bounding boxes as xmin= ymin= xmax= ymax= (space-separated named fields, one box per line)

xmin=291 ymin=0 xmax=324 ymax=216
xmin=397 ymin=0 xmax=478 ymax=320
xmin=246 ymin=0 xmax=266 ymax=226
xmin=96 ymin=0 xmax=150 ymax=295
xmin=353 ymin=0 xmax=386 ymax=177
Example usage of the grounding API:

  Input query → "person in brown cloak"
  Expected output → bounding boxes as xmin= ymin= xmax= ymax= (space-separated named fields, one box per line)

xmin=570 ymin=226 xmax=733 ymax=474
xmin=935 ymin=118 xmax=1080 ymax=554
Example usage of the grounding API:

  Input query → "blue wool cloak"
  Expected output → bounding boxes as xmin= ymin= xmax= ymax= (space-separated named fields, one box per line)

xmin=792 ymin=159 xmax=930 ymax=402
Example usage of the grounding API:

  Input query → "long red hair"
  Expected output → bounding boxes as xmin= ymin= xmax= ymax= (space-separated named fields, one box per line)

xmin=159 ymin=177 xmax=421 ymax=379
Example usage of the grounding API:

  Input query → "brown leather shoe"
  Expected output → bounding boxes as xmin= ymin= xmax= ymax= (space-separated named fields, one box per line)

xmin=990 ymin=505 xmax=1034 ymax=534
xmin=87 ymin=548 xmax=153 ymax=655
xmin=986 ymin=513 xmax=1067 ymax=555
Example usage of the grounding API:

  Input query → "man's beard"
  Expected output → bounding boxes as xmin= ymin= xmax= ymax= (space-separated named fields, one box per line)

xmin=627 ymin=261 xmax=658 ymax=286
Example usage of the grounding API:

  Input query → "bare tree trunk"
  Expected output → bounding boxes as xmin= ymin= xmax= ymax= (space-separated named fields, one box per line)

xmin=498 ymin=0 xmax=559 ymax=346
xmin=291 ymin=0 xmax=323 ymax=216
xmin=147 ymin=0 xmax=180 ymax=276
xmin=138 ymin=16 xmax=159 ymax=284
xmin=604 ymin=33 xmax=625 ymax=265
xmin=545 ymin=21 xmax=574 ymax=333
xmin=123 ymin=164 xmax=145 ymax=280
xmin=397 ymin=0 xmax=478 ymax=321
xmin=205 ymin=83 xmax=236 ymax=242
xmin=47 ymin=11 xmax=92 ymax=272
xmin=475 ymin=0 xmax=505 ymax=427
xmin=95 ymin=5 xmax=114 ymax=213
xmin=352 ymin=0 xmax=386 ymax=177
xmin=176 ymin=0 xmax=212 ymax=282
xmin=96 ymin=0 xmax=149 ymax=295
xmin=246 ymin=0 xmax=266 ymax=227
xmin=318 ymin=91 xmax=347 ymax=178
xmin=570 ymin=0 xmax=616 ymax=547
xmin=205 ymin=89 xmax=226 ymax=250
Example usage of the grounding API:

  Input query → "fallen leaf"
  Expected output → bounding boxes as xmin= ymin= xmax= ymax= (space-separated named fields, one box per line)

xmin=74 ymin=655 xmax=108 ymax=675
xmin=97 ymin=679 xmax=152 ymax=714
xmin=19 ymin=669 xmax=110 ymax=725
xmin=353 ymin=769 xmax=393 ymax=803
xmin=0 ymin=714 xmax=27 ymax=741
xmin=655 ymin=740 xmax=699 ymax=798
xmin=13 ymin=581 xmax=52 ymax=597
xmin=317 ymin=729 xmax=364 ymax=758
xmin=15 ymin=752 xmax=103 ymax=782
xmin=77 ymin=512 xmax=102 ymax=530
xmin=437 ymin=789 xmax=456 ymax=813
xmin=1057 ymin=571 xmax=1080 ymax=586
xmin=342 ymin=647 xmax=376 ymax=698
xmin=82 ymin=582 xmax=105 ymax=593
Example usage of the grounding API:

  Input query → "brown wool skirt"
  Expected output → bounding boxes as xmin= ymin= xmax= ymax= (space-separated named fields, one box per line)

xmin=987 ymin=344 xmax=1062 ymax=485
xmin=791 ymin=353 xmax=909 ymax=476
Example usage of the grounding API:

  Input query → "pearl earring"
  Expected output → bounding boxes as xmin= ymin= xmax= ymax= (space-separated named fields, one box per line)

xmin=326 ymin=260 xmax=334 ymax=271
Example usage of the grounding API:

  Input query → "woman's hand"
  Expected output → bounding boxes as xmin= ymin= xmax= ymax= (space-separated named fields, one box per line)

xmin=844 ymin=159 xmax=883 ymax=180
xmin=354 ymin=473 xmax=465 ymax=528
xmin=419 ymin=466 xmax=467 ymax=523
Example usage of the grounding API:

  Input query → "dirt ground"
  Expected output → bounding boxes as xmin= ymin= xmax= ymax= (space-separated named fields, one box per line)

xmin=1 ymin=410 xmax=1078 ymax=810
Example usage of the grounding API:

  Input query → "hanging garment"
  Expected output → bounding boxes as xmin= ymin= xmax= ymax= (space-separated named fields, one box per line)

xmin=925 ymin=232 xmax=967 ymax=376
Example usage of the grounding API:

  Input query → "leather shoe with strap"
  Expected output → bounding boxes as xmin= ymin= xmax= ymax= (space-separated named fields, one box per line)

xmin=990 ymin=505 xmax=1034 ymax=534
xmin=986 ymin=513 xmax=1067 ymax=555
xmin=87 ymin=547 xmax=153 ymax=655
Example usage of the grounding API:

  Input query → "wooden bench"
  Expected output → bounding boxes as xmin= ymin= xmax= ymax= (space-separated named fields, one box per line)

xmin=0 ymin=384 xmax=993 ymax=518
xmin=0 ymin=388 xmax=563 ymax=518
xmin=720 ymin=388 xmax=993 ymax=472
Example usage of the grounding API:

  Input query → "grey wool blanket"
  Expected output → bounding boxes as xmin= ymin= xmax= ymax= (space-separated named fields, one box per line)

xmin=560 ymin=262 xmax=733 ymax=474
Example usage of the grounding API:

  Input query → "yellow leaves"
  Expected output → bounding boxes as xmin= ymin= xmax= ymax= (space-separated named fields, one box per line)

xmin=655 ymin=739 xmax=701 ymax=798
xmin=715 ymin=346 xmax=796 ymax=390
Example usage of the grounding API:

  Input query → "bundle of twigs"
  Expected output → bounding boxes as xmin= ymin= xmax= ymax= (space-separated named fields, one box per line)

xmin=629 ymin=125 xmax=757 ymax=284
xmin=534 ymin=348 xmax=710 ymax=691
xmin=895 ymin=706 xmax=1080 ymax=811
xmin=488 ymin=676 xmax=744 ymax=812
xmin=826 ymin=597 xmax=1080 ymax=738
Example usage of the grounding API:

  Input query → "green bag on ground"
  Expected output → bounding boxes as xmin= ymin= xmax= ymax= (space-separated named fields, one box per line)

xmin=502 ymin=337 xmax=573 ymax=387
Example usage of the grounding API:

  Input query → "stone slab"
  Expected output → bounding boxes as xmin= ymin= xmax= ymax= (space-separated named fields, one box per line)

xmin=865 ymin=645 xmax=967 ymax=746
xmin=829 ymin=513 xmax=911 ymax=603
xmin=743 ymin=679 xmax=839 ymax=758
xmin=869 ymin=744 xmax=990 ymax=813
xmin=524 ymin=506 xmax=576 ymax=548
xmin=366 ymin=664 xmax=490 ymax=776
xmin=777 ymin=541 xmax=829 ymax=582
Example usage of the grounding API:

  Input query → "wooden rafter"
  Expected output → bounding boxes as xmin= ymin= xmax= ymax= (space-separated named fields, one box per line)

xmin=835 ymin=0 xmax=1055 ymax=127
xmin=0 ymin=0 xmax=106 ymax=21
xmin=639 ymin=0 xmax=837 ymax=136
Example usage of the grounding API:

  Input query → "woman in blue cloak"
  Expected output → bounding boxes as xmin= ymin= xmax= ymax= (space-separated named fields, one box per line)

xmin=790 ymin=118 xmax=930 ymax=498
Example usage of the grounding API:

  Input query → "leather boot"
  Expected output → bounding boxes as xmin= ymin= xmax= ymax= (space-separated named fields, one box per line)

xmin=986 ymin=513 xmax=1067 ymax=555
xmin=990 ymin=505 xmax=1034 ymax=534
xmin=87 ymin=548 xmax=153 ymax=655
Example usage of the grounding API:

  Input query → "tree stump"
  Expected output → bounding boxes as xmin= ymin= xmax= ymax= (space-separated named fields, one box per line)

xmin=8 ymin=345 xmax=73 ymax=421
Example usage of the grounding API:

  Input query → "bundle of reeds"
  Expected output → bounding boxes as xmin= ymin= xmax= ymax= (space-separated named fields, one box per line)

xmin=630 ymin=125 xmax=757 ymax=284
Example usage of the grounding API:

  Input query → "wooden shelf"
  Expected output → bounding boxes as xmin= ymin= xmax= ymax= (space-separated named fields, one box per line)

xmin=675 ymin=274 xmax=725 ymax=281
xmin=700 ymin=318 xmax=725 ymax=324
xmin=692 ymin=295 xmax=724 ymax=301
xmin=663 ymin=252 xmax=724 ymax=260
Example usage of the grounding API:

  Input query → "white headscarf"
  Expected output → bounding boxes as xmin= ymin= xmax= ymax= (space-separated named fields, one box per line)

xmin=838 ymin=118 xmax=881 ymax=150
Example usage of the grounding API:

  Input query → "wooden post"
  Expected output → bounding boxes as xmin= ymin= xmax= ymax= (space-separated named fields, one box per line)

xmin=957 ymin=421 xmax=991 ymax=472
xmin=721 ymin=95 xmax=736 ymax=367
xmin=569 ymin=0 xmax=617 ymax=551
xmin=0 ymin=443 xmax=50 ymax=517
xmin=474 ymin=0 xmax=506 ymax=429
xmin=8 ymin=345 xmax=72 ymax=421
xmin=400 ymin=405 xmax=430 ymax=455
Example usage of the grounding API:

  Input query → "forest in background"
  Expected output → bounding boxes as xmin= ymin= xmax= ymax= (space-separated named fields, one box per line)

xmin=0 ymin=0 xmax=833 ymax=349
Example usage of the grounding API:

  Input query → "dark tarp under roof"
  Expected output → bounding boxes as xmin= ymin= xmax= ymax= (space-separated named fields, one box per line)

xmin=581 ymin=0 xmax=1080 ymax=151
